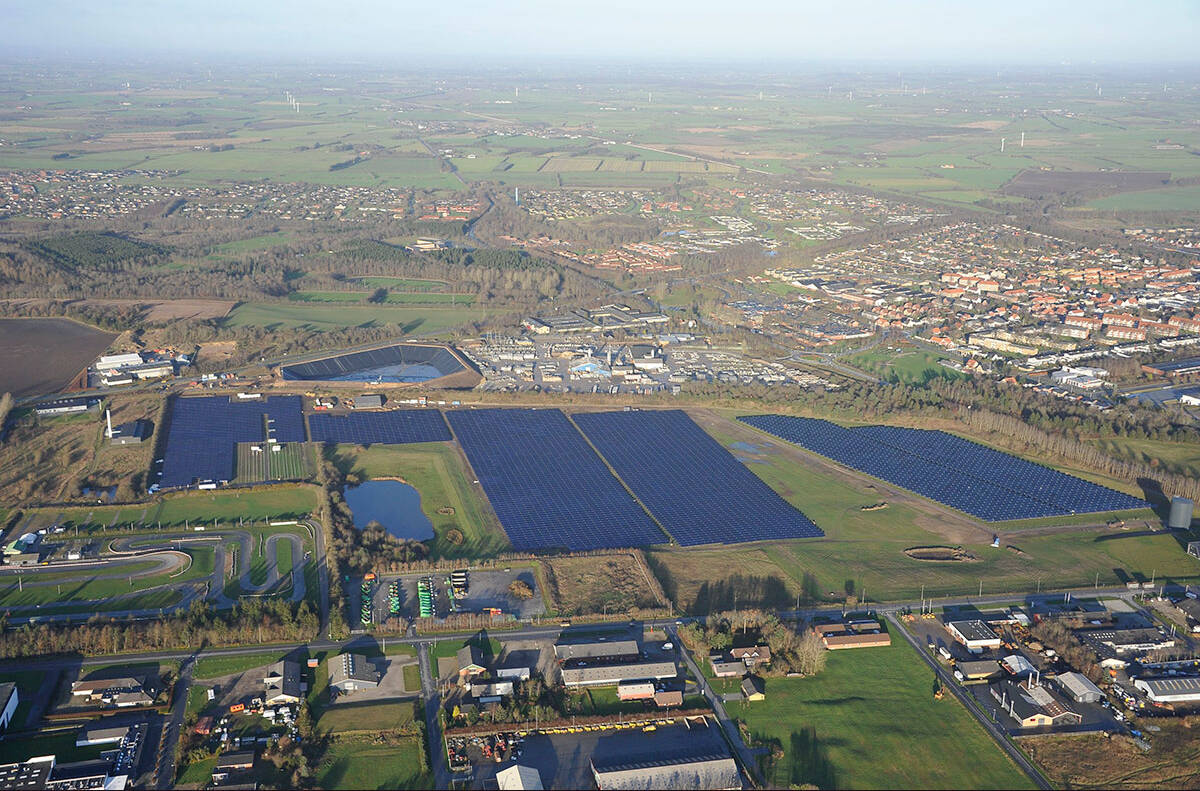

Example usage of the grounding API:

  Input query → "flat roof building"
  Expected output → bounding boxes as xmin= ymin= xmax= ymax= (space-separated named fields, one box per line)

xmin=353 ymin=394 xmax=385 ymax=410
xmin=946 ymin=620 xmax=1002 ymax=654
xmin=554 ymin=639 xmax=639 ymax=663
xmin=34 ymin=397 xmax=99 ymax=417
xmin=561 ymin=660 xmax=677 ymax=688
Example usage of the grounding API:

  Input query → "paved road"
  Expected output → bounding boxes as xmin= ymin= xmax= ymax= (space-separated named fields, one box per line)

xmin=154 ymin=654 xmax=196 ymax=789
xmin=417 ymin=643 xmax=451 ymax=789
xmin=885 ymin=612 xmax=1051 ymax=790
xmin=669 ymin=625 xmax=759 ymax=785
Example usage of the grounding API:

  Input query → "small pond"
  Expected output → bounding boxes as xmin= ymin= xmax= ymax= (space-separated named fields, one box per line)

xmin=344 ymin=479 xmax=435 ymax=541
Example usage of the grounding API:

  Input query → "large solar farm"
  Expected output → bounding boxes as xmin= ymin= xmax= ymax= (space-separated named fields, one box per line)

xmin=739 ymin=415 xmax=1146 ymax=522
xmin=156 ymin=395 xmax=1151 ymax=554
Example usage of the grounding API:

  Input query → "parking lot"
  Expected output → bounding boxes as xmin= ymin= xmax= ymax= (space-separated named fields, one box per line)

xmin=366 ymin=568 xmax=546 ymax=625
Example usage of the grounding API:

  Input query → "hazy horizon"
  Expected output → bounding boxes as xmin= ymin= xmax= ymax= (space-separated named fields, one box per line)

xmin=5 ymin=0 xmax=1199 ymax=66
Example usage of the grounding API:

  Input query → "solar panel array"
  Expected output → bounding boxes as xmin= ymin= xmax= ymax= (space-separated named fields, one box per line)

xmin=446 ymin=408 xmax=666 ymax=551
xmin=739 ymin=415 xmax=1145 ymax=522
xmin=309 ymin=410 xmax=451 ymax=445
xmin=160 ymin=396 xmax=305 ymax=488
xmin=573 ymin=410 xmax=823 ymax=546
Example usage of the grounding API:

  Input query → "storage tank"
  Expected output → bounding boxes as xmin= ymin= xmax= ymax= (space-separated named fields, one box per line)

xmin=1168 ymin=496 xmax=1194 ymax=530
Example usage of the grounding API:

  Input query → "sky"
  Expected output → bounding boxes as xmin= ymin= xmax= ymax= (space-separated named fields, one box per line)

xmin=4 ymin=0 xmax=1199 ymax=65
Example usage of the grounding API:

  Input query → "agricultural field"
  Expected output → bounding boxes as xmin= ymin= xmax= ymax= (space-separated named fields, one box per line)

xmin=325 ymin=442 xmax=508 ymax=558
xmin=0 ymin=318 xmax=115 ymax=397
xmin=725 ymin=637 xmax=1032 ymax=789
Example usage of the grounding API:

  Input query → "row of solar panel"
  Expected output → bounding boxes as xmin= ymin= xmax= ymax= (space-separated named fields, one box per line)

xmin=738 ymin=415 xmax=1143 ymax=522
xmin=309 ymin=411 xmax=451 ymax=445
xmin=446 ymin=409 xmax=666 ymax=551
xmin=573 ymin=410 xmax=823 ymax=546
xmin=159 ymin=396 xmax=305 ymax=487
xmin=161 ymin=400 xmax=828 ymax=551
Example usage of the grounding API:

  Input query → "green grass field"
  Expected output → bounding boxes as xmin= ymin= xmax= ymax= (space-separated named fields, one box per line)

xmin=288 ymin=291 xmax=476 ymax=306
xmin=153 ymin=488 xmax=317 ymax=526
xmin=193 ymin=651 xmax=289 ymax=680
xmin=724 ymin=637 xmax=1032 ymax=789
xmin=176 ymin=756 xmax=217 ymax=787
xmin=845 ymin=347 xmax=965 ymax=384
xmin=1089 ymin=436 xmax=1200 ymax=479
xmin=223 ymin=302 xmax=487 ymax=333
xmin=314 ymin=738 xmax=430 ymax=789
xmin=327 ymin=442 xmax=510 ymax=558
xmin=208 ymin=232 xmax=296 ymax=257
xmin=315 ymin=700 xmax=419 ymax=735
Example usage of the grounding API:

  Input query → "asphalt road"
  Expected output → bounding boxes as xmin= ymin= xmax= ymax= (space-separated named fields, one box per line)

xmin=885 ymin=612 xmax=1051 ymax=790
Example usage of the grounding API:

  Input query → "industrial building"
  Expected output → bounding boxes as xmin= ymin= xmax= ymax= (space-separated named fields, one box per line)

xmin=991 ymin=679 xmax=1082 ymax=728
xmin=1078 ymin=627 xmax=1176 ymax=655
xmin=590 ymin=752 xmax=741 ymax=791
xmin=554 ymin=639 xmax=639 ymax=663
xmin=0 ymin=685 xmax=16 ymax=732
xmin=560 ymin=661 xmax=677 ymax=688
xmin=956 ymin=660 xmax=1002 ymax=683
xmin=1055 ymin=672 xmax=1104 ymax=704
xmin=33 ymin=397 xmax=100 ymax=417
xmin=0 ymin=754 xmax=129 ymax=791
xmin=1142 ymin=357 xmax=1200 ymax=379
xmin=496 ymin=764 xmax=543 ymax=791
xmin=1134 ymin=677 xmax=1200 ymax=704
xmin=328 ymin=653 xmax=380 ymax=693
xmin=813 ymin=621 xmax=892 ymax=649
xmin=352 ymin=394 xmax=385 ymax=410
xmin=945 ymin=620 xmax=1002 ymax=654
xmin=70 ymin=677 xmax=152 ymax=708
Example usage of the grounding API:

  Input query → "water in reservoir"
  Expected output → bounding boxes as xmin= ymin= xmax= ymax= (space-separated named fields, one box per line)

xmin=344 ymin=480 xmax=435 ymax=541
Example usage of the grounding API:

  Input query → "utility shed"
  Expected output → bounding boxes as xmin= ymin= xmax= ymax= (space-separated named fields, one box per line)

xmin=1056 ymin=671 xmax=1104 ymax=704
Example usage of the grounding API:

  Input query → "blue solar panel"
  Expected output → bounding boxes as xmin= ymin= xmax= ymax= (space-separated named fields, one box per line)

xmin=160 ymin=395 xmax=306 ymax=488
xmin=739 ymin=415 xmax=1144 ymax=522
xmin=573 ymin=410 xmax=823 ymax=546
xmin=446 ymin=408 xmax=665 ymax=551
xmin=309 ymin=410 xmax=451 ymax=445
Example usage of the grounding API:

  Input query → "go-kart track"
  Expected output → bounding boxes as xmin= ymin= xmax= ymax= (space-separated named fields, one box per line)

xmin=0 ymin=528 xmax=308 ymax=624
